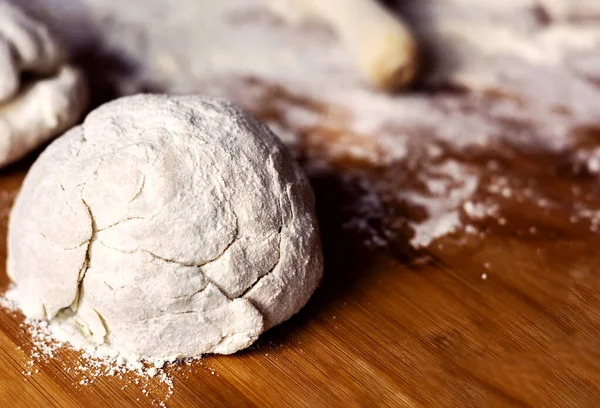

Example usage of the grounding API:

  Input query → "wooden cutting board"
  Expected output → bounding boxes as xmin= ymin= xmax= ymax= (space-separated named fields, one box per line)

xmin=2 ymin=114 xmax=600 ymax=407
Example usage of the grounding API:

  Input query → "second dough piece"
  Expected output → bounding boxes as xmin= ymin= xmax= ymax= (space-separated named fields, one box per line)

xmin=0 ymin=1 xmax=88 ymax=168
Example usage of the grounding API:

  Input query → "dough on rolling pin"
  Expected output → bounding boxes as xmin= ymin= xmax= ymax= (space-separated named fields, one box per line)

xmin=0 ymin=1 xmax=88 ymax=168
xmin=268 ymin=0 xmax=418 ymax=91
xmin=7 ymin=94 xmax=323 ymax=361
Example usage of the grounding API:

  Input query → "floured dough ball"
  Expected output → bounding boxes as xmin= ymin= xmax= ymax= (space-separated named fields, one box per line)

xmin=8 ymin=94 xmax=323 ymax=360
xmin=0 ymin=1 xmax=88 ymax=168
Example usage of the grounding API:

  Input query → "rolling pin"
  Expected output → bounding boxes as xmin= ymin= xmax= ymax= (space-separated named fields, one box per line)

xmin=291 ymin=0 xmax=418 ymax=91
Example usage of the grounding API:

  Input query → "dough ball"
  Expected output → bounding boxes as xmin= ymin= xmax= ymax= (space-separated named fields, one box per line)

xmin=0 ymin=1 xmax=88 ymax=168
xmin=8 ymin=94 xmax=323 ymax=358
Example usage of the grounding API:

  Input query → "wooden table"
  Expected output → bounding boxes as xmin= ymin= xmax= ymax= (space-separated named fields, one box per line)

xmin=2 ymin=114 xmax=600 ymax=407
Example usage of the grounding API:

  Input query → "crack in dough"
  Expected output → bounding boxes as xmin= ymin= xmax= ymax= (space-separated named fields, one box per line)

xmin=128 ymin=174 xmax=146 ymax=203
xmin=94 ymin=238 xmax=241 ymax=301
xmin=8 ymin=94 xmax=323 ymax=359
xmin=240 ymin=231 xmax=282 ymax=298
xmin=70 ymin=198 xmax=97 ymax=312
xmin=97 ymin=217 xmax=148 ymax=232
xmin=39 ymin=232 xmax=88 ymax=251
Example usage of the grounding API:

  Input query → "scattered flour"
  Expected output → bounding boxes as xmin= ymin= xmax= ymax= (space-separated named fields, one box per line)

xmin=402 ymin=160 xmax=479 ymax=248
xmin=19 ymin=0 xmax=598 ymax=248
xmin=2 ymin=295 xmax=177 ymax=407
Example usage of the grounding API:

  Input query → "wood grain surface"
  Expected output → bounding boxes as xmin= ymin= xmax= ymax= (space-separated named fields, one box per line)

xmin=3 ymin=113 xmax=600 ymax=408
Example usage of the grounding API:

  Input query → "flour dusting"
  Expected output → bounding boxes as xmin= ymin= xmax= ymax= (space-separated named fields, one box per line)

xmin=4 ymin=0 xmax=600 ymax=403
xmin=1 ymin=296 xmax=178 ymax=407
xmin=18 ymin=0 xmax=600 ymax=248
